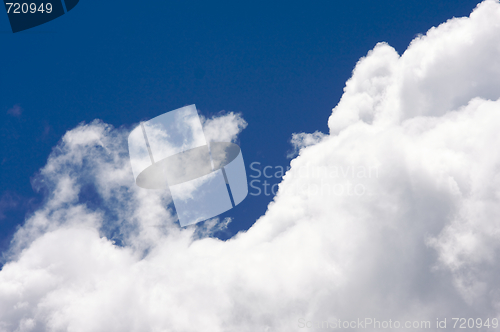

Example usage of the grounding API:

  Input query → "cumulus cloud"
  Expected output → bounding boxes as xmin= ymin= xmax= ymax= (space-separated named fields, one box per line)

xmin=2 ymin=1 xmax=500 ymax=331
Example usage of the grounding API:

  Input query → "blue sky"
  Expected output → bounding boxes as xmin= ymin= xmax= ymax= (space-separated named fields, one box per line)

xmin=3 ymin=1 xmax=500 ymax=330
xmin=0 ymin=0 xmax=481 ymax=251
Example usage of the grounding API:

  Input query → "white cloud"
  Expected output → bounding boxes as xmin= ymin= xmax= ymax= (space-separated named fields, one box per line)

xmin=201 ymin=111 xmax=248 ymax=143
xmin=287 ymin=131 xmax=326 ymax=158
xmin=2 ymin=1 xmax=500 ymax=331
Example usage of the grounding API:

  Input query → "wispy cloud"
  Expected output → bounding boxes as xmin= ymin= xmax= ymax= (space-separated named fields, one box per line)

xmin=6 ymin=105 xmax=22 ymax=117
xmin=0 ymin=192 xmax=19 ymax=220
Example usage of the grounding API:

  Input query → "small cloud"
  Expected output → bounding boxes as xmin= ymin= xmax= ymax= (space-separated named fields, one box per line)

xmin=287 ymin=131 xmax=326 ymax=158
xmin=201 ymin=111 xmax=247 ymax=143
xmin=7 ymin=105 xmax=22 ymax=117
xmin=193 ymin=217 xmax=233 ymax=239
xmin=0 ymin=192 xmax=19 ymax=220
xmin=39 ymin=122 xmax=52 ymax=141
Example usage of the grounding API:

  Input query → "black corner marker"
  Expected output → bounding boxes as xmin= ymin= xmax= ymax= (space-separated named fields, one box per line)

xmin=63 ymin=0 xmax=77 ymax=12
xmin=3 ymin=0 xmax=79 ymax=33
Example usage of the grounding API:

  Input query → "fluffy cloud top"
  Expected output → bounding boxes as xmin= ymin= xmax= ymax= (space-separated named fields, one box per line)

xmin=2 ymin=1 xmax=500 ymax=331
